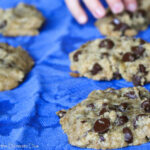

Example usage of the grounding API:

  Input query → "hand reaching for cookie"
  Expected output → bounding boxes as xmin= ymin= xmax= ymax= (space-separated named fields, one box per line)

xmin=65 ymin=0 xmax=137 ymax=24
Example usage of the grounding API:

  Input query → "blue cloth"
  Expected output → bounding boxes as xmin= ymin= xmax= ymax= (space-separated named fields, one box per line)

xmin=0 ymin=0 xmax=150 ymax=150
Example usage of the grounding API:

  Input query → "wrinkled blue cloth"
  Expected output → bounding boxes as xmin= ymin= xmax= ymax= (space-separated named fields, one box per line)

xmin=0 ymin=0 xmax=150 ymax=150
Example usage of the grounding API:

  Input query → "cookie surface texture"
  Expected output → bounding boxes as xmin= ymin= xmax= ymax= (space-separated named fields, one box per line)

xmin=95 ymin=0 xmax=150 ymax=37
xmin=0 ymin=3 xmax=45 ymax=36
xmin=70 ymin=37 xmax=150 ymax=86
xmin=57 ymin=87 xmax=150 ymax=149
xmin=0 ymin=43 xmax=34 ymax=91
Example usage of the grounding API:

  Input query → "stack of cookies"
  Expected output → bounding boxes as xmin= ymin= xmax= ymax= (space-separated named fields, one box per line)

xmin=57 ymin=0 xmax=150 ymax=149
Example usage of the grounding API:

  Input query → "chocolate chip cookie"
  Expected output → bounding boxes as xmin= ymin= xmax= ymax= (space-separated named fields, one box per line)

xmin=95 ymin=0 xmax=150 ymax=37
xmin=70 ymin=40 xmax=117 ymax=81
xmin=0 ymin=3 xmax=45 ymax=36
xmin=69 ymin=37 xmax=150 ymax=86
xmin=57 ymin=87 xmax=150 ymax=149
xmin=0 ymin=43 xmax=34 ymax=91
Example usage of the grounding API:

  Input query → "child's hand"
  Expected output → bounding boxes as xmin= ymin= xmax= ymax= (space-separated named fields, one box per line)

xmin=65 ymin=0 xmax=137 ymax=24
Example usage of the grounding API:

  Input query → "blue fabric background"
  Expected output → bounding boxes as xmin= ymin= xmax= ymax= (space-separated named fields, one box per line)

xmin=0 ymin=0 xmax=150 ymax=150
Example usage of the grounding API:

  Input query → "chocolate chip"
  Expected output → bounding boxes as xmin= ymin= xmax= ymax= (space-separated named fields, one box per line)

xmin=131 ymin=46 xmax=145 ymax=58
xmin=116 ymin=116 xmax=128 ymax=126
xmin=102 ymin=53 xmax=109 ymax=56
xmin=139 ymin=91 xmax=147 ymax=99
xmin=141 ymin=100 xmax=150 ymax=112
xmin=136 ymin=9 xmax=146 ymax=17
xmin=124 ymin=91 xmax=137 ymax=99
xmin=99 ymin=103 xmax=109 ymax=115
xmin=118 ymin=103 xmax=129 ymax=112
xmin=133 ymin=120 xmax=137 ymax=129
xmin=132 ymin=75 xmax=142 ymax=86
xmin=73 ymin=50 xmax=82 ymax=62
xmin=99 ymin=39 xmax=114 ymax=49
xmin=99 ymin=108 xmax=107 ymax=116
xmin=102 ymin=103 xmax=108 ymax=107
xmin=0 ymin=59 xmax=4 ymax=64
xmin=122 ymin=52 xmax=136 ymax=62
xmin=123 ymin=127 xmax=133 ymax=143
xmin=139 ymin=64 xmax=148 ymax=74
xmin=126 ymin=11 xmax=133 ymax=18
xmin=133 ymin=114 xmax=147 ymax=129
xmin=99 ymin=135 xmax=105 ymax=142
xmin=109 ymin=105 xmax=117 ymax=111
xmin=91 ymin=63 xmax=103 ymax=75
xmin=57 ymin=110 xmax=66 ymax=118
xmin=112 ymin=18 xmax=129 ymax=34
xmin=0 ymin=20 xmax=7 ymax=29
xmin=87 ymin=103 xmax=95 ymax=109
xmin=140 ymin=39 xmax=146 ymax=45
xmin=137 ymin=114 xmax=146 ymax=120
xmin=94 ymin=118 xmax=110 ymax=134
xmin=113 ymin=72 xmax=122 ymax=79
xmin=7 ymin=61 xmax=16 ymax=68
xmin=101 ymin=53 xmax=109 ymax=58
xmin=81 ymin=120 xmax=87 ymax=123
xmin=146 ymin=136 xmax=150 ymax=141
xmin=106 ymin=10 xmax=113 ymax=16
xmin=116 ymin=23 xmax=129 ymax=33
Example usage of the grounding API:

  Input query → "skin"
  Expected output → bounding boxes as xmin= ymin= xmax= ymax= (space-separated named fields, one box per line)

xmin=65 ymin=0 xmax=137 ymax=24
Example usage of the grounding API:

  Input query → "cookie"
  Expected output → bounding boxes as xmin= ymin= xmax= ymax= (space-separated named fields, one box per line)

xmin=69 ymin=37 xmax=150 ymax=86
xmin=57 ymin=87 xmax=150 ymax=149
xmin=0 ymin=3 xmax=45 ymax=36
xmin=70 ymin=40 xmax=117 ymax=81
xmin=0 ymin=43 xmax=34 ymax=91
xmin=95 ymin=0 xmax=150 ymax=37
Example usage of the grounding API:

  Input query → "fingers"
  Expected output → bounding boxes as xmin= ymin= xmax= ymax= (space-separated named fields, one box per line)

xmin=106 ymin=0 xmax=124 ymax=13
xmin=65 ymin=0 xmax=137 ymax=24
xmin=83 ymin=0 xmax=106 ymax=18
xmin=65 ymin=0 xmax=88 ymax=24
xmin=124 ymin=0 xmax=137 ymax=12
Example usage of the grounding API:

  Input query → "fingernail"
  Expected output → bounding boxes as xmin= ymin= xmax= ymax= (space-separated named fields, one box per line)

xmin=112 ymin=2 xmax=124 ymax=13
xmin=127 ymin=3 xmax=137 ymax=11
xmin=95 ymin=9 xmax=105 ymax=18
xmin=78 ymin=16 xmax=87 ymax=24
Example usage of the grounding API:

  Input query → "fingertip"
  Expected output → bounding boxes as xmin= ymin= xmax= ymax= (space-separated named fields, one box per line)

xmin=65 ymin=0 xmax=88 ymax=24
xmin=83 ymin=0 xmax=106 ymax=19
xmin=77 ymin=15 xmax=88 ymax=24
xmin=127 ymin=3 xmax=137 ymax=12
xmin=124 ymin=0 xmax=137 ymax=12
xmin=111 ymin=2 xmax=124 ymax=14
xmin=94 ymin=9 xmax=106 ymax=18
